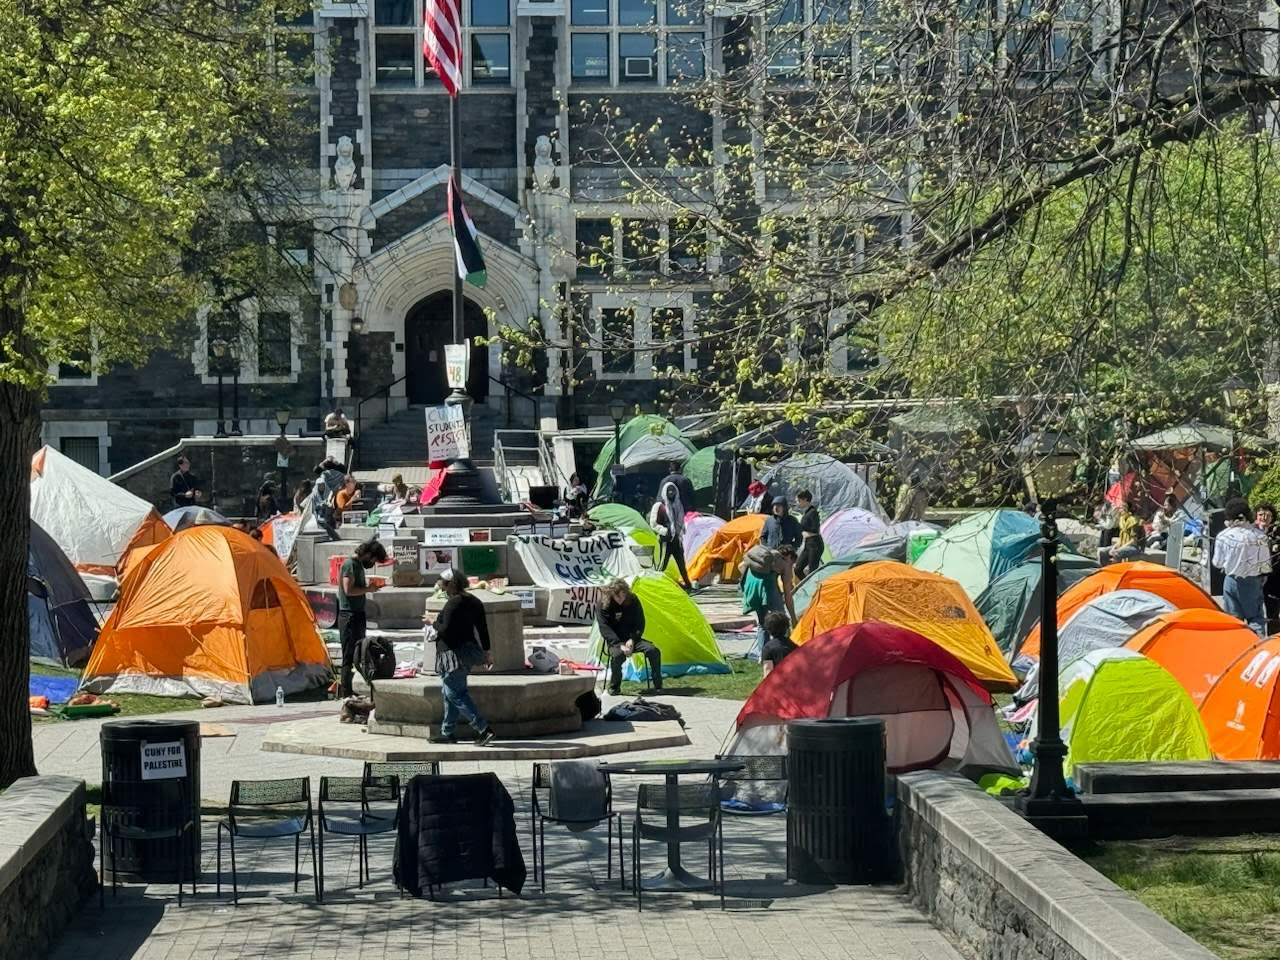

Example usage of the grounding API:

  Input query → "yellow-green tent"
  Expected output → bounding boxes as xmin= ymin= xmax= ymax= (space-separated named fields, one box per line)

xmin=590 ymin=573 xmax=729 ymax=681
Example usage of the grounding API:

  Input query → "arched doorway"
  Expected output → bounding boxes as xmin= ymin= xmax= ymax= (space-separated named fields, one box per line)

xmin=404 ymin=292 xmax=489 ymax=405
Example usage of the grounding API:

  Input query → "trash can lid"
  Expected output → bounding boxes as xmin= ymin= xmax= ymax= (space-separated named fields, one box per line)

xmin=786 ymin=716 xmax=885 ymax=749
xmin=101 ymin=718 xmax=201 ymax=741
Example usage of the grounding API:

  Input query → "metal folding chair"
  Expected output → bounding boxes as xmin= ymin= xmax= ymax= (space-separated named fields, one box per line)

xmin=530 ymin=762 xmax=624 ymax=892
xmin=216 ymin=777 xmax=318 ymax=904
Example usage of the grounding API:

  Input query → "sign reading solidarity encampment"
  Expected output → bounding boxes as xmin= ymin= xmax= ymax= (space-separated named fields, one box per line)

xmin=510 ymin=531 xmax=642 ymax=624
xmin=425 ymin=404 xmax=469 ymax=461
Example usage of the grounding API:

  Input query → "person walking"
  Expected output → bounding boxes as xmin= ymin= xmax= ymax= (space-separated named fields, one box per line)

xmin=170 ymin=455 xmax=200 ymax=510
xmin=794 ymin=489 xmax=823 ymax=579
xmin=760 ymin=497 xmax=801 ymax=550
xmin=660 ymin=461 xmax=697 ymax=512
xmin=741 ymin=543 xmax=798 ymax=661
xmin=337 ymin=540 xmax=387 ymax=698
xmin=1213 ymin=498 xmax=1272 ymax=635
xmin=425 ymin=569 xmax=496 ymax=745
xmin=649 ymin=480 xmax=693 ymax=589
xmin=1255 ymin=501 xmax=1280 ymax=632
xmin=598 ymin=578 xmax=662 ymax=696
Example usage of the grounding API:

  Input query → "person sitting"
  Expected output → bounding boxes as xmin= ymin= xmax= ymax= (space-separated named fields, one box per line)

xmin=390 ymin=473 xmax=410 ymax=502
xmin=597 ymin=578 xmax=662 ymax=696
xmin=1150 ymin=494 xmax=1178 ymax=550
xmin=760 ymin=611 xmax=797 ymax=679
xmin=335 ymin=475 xmax=362 ymax=514
xmin=324 ymin=407 xmax=353 ymax=438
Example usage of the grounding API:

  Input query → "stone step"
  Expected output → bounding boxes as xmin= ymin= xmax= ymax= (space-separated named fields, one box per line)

xmin=1076 ymin=761 xmax=1280 ymax=794
xmin=1079 ymin=788 xmax=1280 ymax=839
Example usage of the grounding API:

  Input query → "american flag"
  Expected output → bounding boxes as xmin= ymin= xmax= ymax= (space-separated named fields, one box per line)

xmin=423 ymin=0 xmax=462 ymax=96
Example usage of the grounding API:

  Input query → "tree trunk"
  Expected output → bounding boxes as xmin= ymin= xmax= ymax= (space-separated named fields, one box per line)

xmin=0 ymin=380 xmax=39 ymax=788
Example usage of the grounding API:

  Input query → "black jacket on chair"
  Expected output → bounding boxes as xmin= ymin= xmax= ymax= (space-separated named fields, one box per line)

xmin=394 ymin=773 xmax=526 ymax=895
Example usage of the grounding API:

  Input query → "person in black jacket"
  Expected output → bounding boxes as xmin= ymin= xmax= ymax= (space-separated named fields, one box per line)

xmin=760 ymin=497 xmax=801 ymax=550
xmin=170 ymin=455 xmax=200 ymax=510
xmin=794 ymin=489 xmax=823 ymax=579
xmin=424 ymin=569 xmax=495 ymax=745
xmin=597 ymin=578 xmax=662 ymax=696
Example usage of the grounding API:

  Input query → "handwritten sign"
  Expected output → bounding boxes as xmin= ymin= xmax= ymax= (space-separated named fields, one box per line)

xmin=393 ymin=543 xmax=419 ymax=567
xmin=445 ymin=342 xmax=469 ymax=389
xmin=425 ymin=404 xmax=469 ymax=461
xmin=424 ymin=528 xmax=469 ymax=546
xmin=509 ymin=531 xmax=642 ymax=624
xmin=140 ymin=741 xmax=187 ymax=781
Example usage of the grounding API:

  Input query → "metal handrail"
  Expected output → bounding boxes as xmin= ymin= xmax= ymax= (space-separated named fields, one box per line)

xmin=488 ymin=374 xmax=538 ymax=428
xmin=354 ymin=374 xmax=407 ymax=468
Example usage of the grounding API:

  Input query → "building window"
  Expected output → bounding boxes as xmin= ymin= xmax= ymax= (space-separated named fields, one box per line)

xmin=576 ymin=218 xmax=614 ymax=275
xmin=765 ymin=0 xmax=895 ymax=84
xmin=600 ymin=308 xmax=635 ymax=374
xmin=666 ymin=217 xmax=706 ymax=274
xmin=59 ymin=436 xmax=101 ymax=474
xmin=571 ymin=0 xmax=705 ymax=86
xmin=258 ymin=311 xmax=293 ymax=376
xmin=620 ymin=220 xmax=661 ymax=274
xmin=58 ymin=343 xmax=93 ymax=381
xmin=651 ymin=307 xmax=684 ymax=372
xmin=372 ymin=0 xmax=513 ymax=88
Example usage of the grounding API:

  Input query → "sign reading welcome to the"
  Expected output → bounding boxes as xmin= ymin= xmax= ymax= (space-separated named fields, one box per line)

xmin=509 ymin=531 xmax=642 ymax=623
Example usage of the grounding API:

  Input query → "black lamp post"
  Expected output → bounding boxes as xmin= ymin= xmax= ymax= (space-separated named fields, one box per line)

xmin=211 ymin=339 xmax=228 ymax=438
xmin=228 ymin=339 xmax=242 ymax=437
xmin=1220 ymin=375 xmax=1249 ymax=501
xmin=608 ymin=399 xmax=627 ymax=504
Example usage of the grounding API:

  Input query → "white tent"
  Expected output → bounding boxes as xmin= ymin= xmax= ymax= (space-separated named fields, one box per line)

xmin=30 ymin=446 xmax=170 ymax=576
xmin=618 ymin=433 xmax=695 ymax=469
xmin=760 ymin=453 xmax=886 ymax=520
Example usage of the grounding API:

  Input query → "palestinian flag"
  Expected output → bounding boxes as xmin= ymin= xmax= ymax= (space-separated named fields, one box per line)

xmin=447 ymin=175 xmax=486 ymax=288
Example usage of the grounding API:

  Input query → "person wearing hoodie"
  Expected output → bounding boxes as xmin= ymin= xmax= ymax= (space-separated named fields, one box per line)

xmin=760 ymin=497 xmax=802 ymax=550
xmin=649 ymin=480 xmax=693 ymax=589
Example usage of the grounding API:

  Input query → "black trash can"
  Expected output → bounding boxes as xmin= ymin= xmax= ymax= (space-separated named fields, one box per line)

xmin=786 ymin=717 xmax=890 ymax=884
xmin=100 ymin=719 xmax=202 ymax=882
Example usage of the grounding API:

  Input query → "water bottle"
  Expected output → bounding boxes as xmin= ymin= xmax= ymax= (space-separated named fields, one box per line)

xmin=275 ymin=685 xmax=285 ymax=707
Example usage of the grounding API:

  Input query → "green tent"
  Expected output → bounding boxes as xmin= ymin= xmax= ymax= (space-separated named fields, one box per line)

xmin=794 ymin=550 xmax=886 ymax=614
xmin=913 ymin=509 xmax=1041 ymax=599
xmin=684 ymin=446 xmax=717 ymax=502
xmin=591 ymin=415 xmax=695 ymax=498
xmin=1055 ymin=648 xmax=1211 ymax=776
xmin=590 ymin=573 xmax=730 ymax=680
xmin=975 ymin=553 xmax=1097 ymax=657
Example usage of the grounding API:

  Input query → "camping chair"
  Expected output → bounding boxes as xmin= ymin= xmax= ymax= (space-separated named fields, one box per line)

xmin=363 ymin=761 xmax=441 ymax=821
xmin=317 ymin=776 xmax=399 ymax=901
xmin=216 ymin=777 xmax=318 ymax=904
xmin=99 ymin=778 xmax=198 ymax=908
xmin=632 ymin=783 xmax=724 ymax=912
xmin=530 ymin=762 xmax=624 ymax=893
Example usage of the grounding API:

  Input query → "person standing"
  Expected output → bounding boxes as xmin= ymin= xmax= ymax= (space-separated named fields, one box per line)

xmin=564 ymin=472 xmax=589 ymax=518
xmin=649 ymin=481 xmax=693 ymax=589
xmin=170 ymin=455 xmax=200 ymax=510
xmin=426 ymin=569 xmax=495 ymax=745
xmin=794 ymin=489 xmax=823 ymax=579
xmin=1255 ymin=501 xmax=1280 ymax=631
xmin=760 ymin=498 xmax=801 ymax=550
xmin=741 ymin=543 xmax=798 ymax=661
xmin=660 ymin=461 xmax=696 ymax=512
xmin=1213 ymin=498 xmax=1272 ymax=635
xmin=337 ymin=540 xmax=387 ymax=698
xmin=292 ymin=479 xmax=313 ymax=512
xmin=598 ymin=579 xmax=662 ymax=696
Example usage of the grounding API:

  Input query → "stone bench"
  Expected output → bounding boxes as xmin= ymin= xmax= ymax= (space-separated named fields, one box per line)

xmin=368 ymin=673 xmax=597 ymax=738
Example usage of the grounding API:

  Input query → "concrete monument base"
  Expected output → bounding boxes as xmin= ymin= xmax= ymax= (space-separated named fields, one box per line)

xmin=366 ymin=673 xmax=598 ymax=738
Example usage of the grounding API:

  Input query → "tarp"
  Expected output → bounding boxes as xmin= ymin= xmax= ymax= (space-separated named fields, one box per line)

xmin=509 ymin=530 xmax=644 ymax=624
xmin=28 ymin=521 xmax=98 ymax=666
xmin=1200 ymin=638 xmax=1280 ymax=759
xmin=684 ymin=447 xmax=717 ymax=500
xmin=682 ymin=512 xmax=725 ymax=560
xmin=913 ymin=509 xmax=1041 ymax=600
xmin=794 ymin=551 xmax=886 ymax=615
xmin=687 ymin=513 xmax=767 ymax=584
xmin=760 ymin=454 xmax=885 ymax=520
xmin=1053 ymin=648 xmax=1212 ymax=775
xmin=820 ymin=508 xmax=887 ymax=561
xmin=1131 ymin=420 xmax=1271 ymax=452
xmin=1126 ymin=608 xmax=1260 ymax=707
xmin=1014 ymin=590 xmax=1176 ymax=703
xmin=30 ymin=445 xmax=172 ymax=576
xmin=1019 ymin=561 xmax=1218 ymax=659
xmin=592 ymin=416 xmax=696 ymax=498
xmin=974 ymin=554 xmax=1097 ymax=658
xmin=725 ymin=621 xmax=1019 ymax=779
xmin=791 ymin=560 xmax=1017 ymax=691
xmin=619 ymin=434 xmax=695 ymax=469
xmin=82 ymin=525 xmax=331 ymax=704
xmin=855 ymin=521 xmax=940 ymax=562
xmin=590 ymin=573 xmax=729 ymax=680
xmin=162 ymin=506 xmax=230 ymax=531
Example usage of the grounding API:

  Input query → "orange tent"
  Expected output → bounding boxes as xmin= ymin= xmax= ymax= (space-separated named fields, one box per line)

xmin=1020 ymin=562 xmax=1216 ymax=659
xmin=790 ymin=560 xmax=1016 ymax=691
xmin=687 ymin=513 xmax=767 ymax=584
xmin=1199 ymin=638 xmax=1280 ymax=759
xmin=82 ymin=525 xmax=331 ymax=704
xmin=1125 ymin=609 xmax=1260 ymax=707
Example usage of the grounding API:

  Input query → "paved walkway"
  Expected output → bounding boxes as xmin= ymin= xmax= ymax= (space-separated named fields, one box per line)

xmin=34 ymin=696 xmax=962 ymax=960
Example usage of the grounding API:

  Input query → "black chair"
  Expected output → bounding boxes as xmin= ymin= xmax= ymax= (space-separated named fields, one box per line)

xmin=716 ymin=755 xmax=788 ymax=810
xmin=99 ymin=778 xmax=197 ymax=908
xmin=317 ymin=776 xmax=399 ymax=901
xmin=632 ymin=783 xmax=724 ymax=912
xmin=216 ymin=777 xmax=318 ymax=904
xmin=530 ymin=762 xmax=624 ymax=893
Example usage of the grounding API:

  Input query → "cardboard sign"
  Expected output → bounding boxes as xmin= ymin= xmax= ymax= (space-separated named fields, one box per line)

xmin=445 ymin=341 xmax=469 ymax=389
xmin=420 ymin=547 xmax=457 ymax=575
xmin=425 ymin=404 xmax=469 ymax=461
xmin=140 ymin=741 xmax=187 ymax=781
xmin=424 ymin=527 xmax=470 ymax=546
xmin=325 ymin=437 xmax=348 ymax=465
xmin=270 ymin=515 xmax=302 ymax=561
xmin=393 ymin=543 xmax=419 ymax=567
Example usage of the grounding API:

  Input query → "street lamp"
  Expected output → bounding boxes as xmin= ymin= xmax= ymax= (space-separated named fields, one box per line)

xmin=1221 ymin=375 xmax=1249 ymax=501
xmin=211 ymin=339 xmax=228 ymax=438
xmin=608 ymin=399 xmax=627 ymax=504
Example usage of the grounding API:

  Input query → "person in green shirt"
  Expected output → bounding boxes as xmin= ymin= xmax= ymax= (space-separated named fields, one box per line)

xmin=338 ymin=539 xmax=387 ymax=697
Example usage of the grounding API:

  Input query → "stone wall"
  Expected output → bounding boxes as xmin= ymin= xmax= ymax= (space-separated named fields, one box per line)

xmin=369 ymin=93 xmax=518 ymax=174
xmin=0 ymin=776 xmax=96 ymax=959
xmin=896 ymin=772 xmax=1218 ymax=960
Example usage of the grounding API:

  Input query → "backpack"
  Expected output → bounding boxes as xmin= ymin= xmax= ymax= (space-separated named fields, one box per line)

xmin=358 ymin=636 xmax=396 ymax=683
xmin=743 ymin=543 xmax=778 ymax=575
xmin=575 ymin=690 xmax=602 ymax=722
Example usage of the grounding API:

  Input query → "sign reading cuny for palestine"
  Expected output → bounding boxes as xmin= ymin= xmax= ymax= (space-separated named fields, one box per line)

xmin=140 ymin=741 xmax=187 ymax=780
xmin=425 ymin=404 xmax=470 ymax=461
xmin=509 ymin=531 xmax=643 ymax=623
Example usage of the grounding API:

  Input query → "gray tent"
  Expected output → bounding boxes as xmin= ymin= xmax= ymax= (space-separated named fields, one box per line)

xmin=761 ymin=453 xmax=885 ymax=520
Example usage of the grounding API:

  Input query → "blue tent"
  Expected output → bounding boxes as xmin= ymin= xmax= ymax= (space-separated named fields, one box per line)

xmin=28 ymin=521 xmax=98 ymax=666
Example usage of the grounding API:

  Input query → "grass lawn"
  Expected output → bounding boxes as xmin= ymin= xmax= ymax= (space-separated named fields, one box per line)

xmin=1083 ymin=835 xmax=1280 ymax=960
xmin=618 ymin=656 xmax=761 ymax=701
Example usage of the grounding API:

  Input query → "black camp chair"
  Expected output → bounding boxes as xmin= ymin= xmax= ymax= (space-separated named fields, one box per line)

xmin=317 ymin=775 xmax=399 ymax=901
xmin=216 ymin=777 xmax=318 ymax=904
xmin=530 ymin=762 xmax=624 ymax=892
xmin=632 ymin=783 xmax=724 ymax=912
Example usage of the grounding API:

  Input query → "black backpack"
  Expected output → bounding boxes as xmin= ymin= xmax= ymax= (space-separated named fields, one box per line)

xmin=358 ymin=636 xmax=396 ymax=683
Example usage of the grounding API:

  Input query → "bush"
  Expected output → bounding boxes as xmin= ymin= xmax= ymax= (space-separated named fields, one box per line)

xmin=1250 ymin=459 xmax=1280 ymax=509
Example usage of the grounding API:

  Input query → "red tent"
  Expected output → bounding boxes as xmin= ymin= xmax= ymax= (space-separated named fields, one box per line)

xmin=726 ymin=621 xmax=1019 ymax=778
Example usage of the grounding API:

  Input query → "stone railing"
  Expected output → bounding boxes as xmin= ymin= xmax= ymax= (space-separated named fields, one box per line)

xmin=897 ymin=771 xmax=1218 ymax=960
xmin=0 ymin=776 xmax=96 ymax=956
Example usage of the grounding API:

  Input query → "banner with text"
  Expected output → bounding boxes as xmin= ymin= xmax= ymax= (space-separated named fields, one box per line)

xmin=425 ymin=404 xmax=469 ymax=461
xmin=509 ymin=531 xmax=642 ymax=624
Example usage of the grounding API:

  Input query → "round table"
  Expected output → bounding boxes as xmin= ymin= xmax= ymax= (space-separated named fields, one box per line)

xmin=598 ymin=758 xmax=744 ymax=891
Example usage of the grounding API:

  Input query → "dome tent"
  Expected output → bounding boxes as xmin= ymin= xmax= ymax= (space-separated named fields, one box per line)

xmin=82 ymin=525 xmax=330 ymax=704
xmin=855 ymin=520 xmax=940 ymax=562
xmin=1199 ymin=638 xmax=1280 ymax=759
xmin=760 ymin=454 xmax=885 ymax=520
xmin=793 ymin=550 xmax=887 ymax=616
xmin=687 ymin=513 xmax=767 ymax=584
xmin=591 ymin=415 xmax=696 ymax=499
xmin=587 ymin=502 xmax=681 ymax=582
xmin=913 ymin=509 xmax=1041 ymax=600
xmin=820 ymin=508 xmax=887 ymax=561
xmin=163 ymin=505 xmax=230 ymax=532
xmin=725 ymin=621 xmax=1019 ymax=779
xmin=28 ymin=521 xmax=98 ymax=667
xmin=974 ymin=553 xmax=1097 ymax=658
xmin=1125 ymin=608 xmax=1259 ymax=707
xmin=682 ymin=512 xmax=725 ymax=560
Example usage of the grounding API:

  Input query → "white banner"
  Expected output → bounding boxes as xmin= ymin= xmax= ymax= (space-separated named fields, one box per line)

xmin=270 ymin=515 xmax=302 ymax=561
xmin=445 ymin=342 xmax=469 ymax=389
xmin=510 ymin=531 xmax=643 ymax=624
xmin=425 ymin=404 xmax=469 ymax=461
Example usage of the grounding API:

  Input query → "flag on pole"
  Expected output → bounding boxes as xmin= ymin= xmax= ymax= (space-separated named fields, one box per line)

xmin=447 ymin=175 xmax=487 ymax=287
xmin=423 ymin=0 xmax=463 ymax=96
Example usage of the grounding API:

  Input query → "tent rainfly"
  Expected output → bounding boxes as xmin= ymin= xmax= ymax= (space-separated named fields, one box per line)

xmin=760 ymin=454 xmax=886 ymax=520
xmin=1199 ymin=639 xmax=1280 ymax=759
xmin=913 ymin=509 xmax=1041 ymax=600
xmin=1125 ymin=608 xmax=1260 ymax=707
xmin=589 ymin=573 xmax=729 ymax=680
xmin=28 ymin=521 xmax=99 ymax=666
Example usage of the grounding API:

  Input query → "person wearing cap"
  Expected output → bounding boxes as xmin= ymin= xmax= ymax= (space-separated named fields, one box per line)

xmin=338 ymin=539 xmax=387 ymax=698
xmin=424 ymin=568 xmax=496 ymax=745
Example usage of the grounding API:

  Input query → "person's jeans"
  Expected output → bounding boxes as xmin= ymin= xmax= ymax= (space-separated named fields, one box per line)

xmin=608 ymin=640 xmax=662 ymax=693
xmin=795 ymin=536 xmax=823 ymax=580
xmin=1224 ymin=574 xmax=1267 ymax=635
xmin=337 ymin=610 xmax=367 ymax=697
xmin=657 ymin=537 xmax=692 ymax=587
xmin=440 ymin=668 xmax=488 ymax=737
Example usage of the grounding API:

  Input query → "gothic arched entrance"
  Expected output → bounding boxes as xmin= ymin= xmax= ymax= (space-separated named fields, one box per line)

xmin=404 ymin=293 xmax=489 ymax=405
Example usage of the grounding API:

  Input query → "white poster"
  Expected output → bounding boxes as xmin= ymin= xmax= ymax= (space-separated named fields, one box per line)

xmin=140 ymin=741 xmax=187 ymax=781
xmin=508 ymin=586 xmax=537 ymax=610
xmin=420 ymin=546 xmax=457 ymax=575
xmin=445 ymin=341 xmax=469 ymax=389
xmin=423 ymin=527 xmax=470 ymax=546
xmin=270 ymin=515 xmax=302 ymax=560
xmin=325 ymin=437 xmax=349 ymax=465
xmin=425 ymin=404 xmax=469 ymax=461
xmin=509 ymin=530 xmax=643 ymax=624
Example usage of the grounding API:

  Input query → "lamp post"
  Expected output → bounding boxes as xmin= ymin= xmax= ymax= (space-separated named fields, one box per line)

xmin=1221 ymin=375 xmax=1249 ymax=501
xmin=211 ymin=339 xmax=228 ymax=438
xmin=228 ymin=339 xmax=242 ymax=437
xmin=275 ymin=408 xmax=292 ymax=500
xmin=608 ymin=399 xmax=627 ymax=504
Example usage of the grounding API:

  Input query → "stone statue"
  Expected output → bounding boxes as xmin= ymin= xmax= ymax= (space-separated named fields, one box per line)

xmin=532 ymin=134 xmax=556 ymax=191
xmin=334 ymin=135 xmax=357 ymax=191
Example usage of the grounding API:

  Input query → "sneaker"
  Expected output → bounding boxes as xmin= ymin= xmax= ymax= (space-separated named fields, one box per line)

xmin=474 ymin=727 xmax=496 ymax=746
xmin=428 ymin=733 xmax=457 ymax=744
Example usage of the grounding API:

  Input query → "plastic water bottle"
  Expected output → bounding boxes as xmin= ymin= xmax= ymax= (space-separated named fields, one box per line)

xmin=275 ymin=685 xmax=285 ymax=707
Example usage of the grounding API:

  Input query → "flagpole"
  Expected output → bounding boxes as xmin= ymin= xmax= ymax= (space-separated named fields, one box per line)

xmin=450 ymin=94 xmax=464 ymax=348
